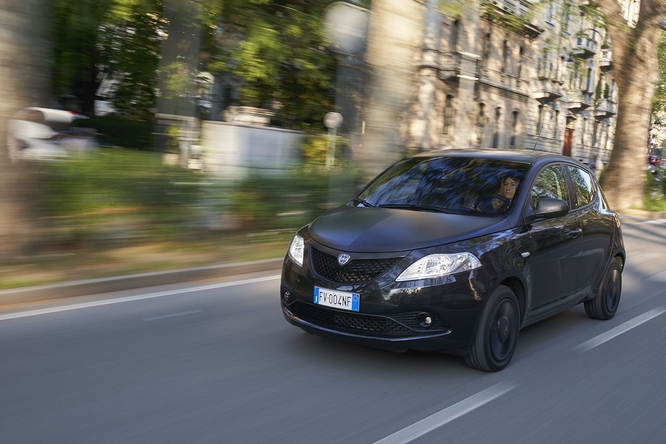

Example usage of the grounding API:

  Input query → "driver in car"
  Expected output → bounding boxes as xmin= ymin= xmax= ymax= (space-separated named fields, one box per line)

xmin=474 ymin=173 xmax=520 ymax=213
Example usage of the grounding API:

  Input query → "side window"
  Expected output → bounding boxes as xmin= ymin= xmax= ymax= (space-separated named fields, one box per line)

xmin=531 ymin=164 xmax=570 ymax=208
xmin=566 ymin=165 xmax=595 ymax=208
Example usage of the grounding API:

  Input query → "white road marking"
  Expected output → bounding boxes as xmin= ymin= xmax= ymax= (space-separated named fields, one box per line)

xmin=644 ymin=219 xmax=666 ymax=225
xmin=145 ymin=310 xmax=201 ymax=321
xmin=0 ymin=275 xmax=280 ymax=322
xmin=373 ymin=382 xmax=517 ymax=444
xmin=574 ymin=307 xmax=666 ymax=353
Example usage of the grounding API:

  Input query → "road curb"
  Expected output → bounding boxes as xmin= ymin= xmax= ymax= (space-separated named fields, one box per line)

xmin=619 ymin=209 xmax=666 ymax=219
xmin=0 ymin=258 xmax=284 ymax=306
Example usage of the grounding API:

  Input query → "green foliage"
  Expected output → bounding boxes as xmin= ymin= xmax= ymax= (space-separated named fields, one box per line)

xmin=54 ymin=0 xmax=340 ymax=130
xmin=98 ymin=1 xmax=162 ymax=120
xmin=643 ymin=170 xmax=666 ymax=211
xmin=652 ymin=32 xmax=666 ymax=115
xmin=35 ymin=148 xmax=203 ymax=219
xmin=227 ymin=167 xmax=364 ymax=230
xmin=437 ymin=0 xmax=469 ymax=19
xmin=31 ymin=147 xmax=366 ymax=245
xmin=480 ymin=0 xmax=537 ymax=35
xmin=201 ymin=0 xmax=338 ymax=130
xmin=53 ymin=0 xmax=113 ymax=112
xmin=300 ymin=133 xmax=352 ymax=166
xmin=579 ymin=4 xmax=606 ymax=28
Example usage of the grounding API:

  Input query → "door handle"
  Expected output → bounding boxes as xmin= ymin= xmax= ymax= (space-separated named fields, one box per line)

xmin=568 ymin=228 xmax=582 ymax=238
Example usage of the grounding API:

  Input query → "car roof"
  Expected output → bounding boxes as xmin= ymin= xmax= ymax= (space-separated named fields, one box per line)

xmin=410 ymin=148 xmax=585 ymax=166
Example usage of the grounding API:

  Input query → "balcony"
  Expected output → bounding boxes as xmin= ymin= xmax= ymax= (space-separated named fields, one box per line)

xmin=594 ymin=98 xmax=617 ymax=119
xmin=439 ymin=52 xmax=462 ymax=80
xmin=567 ymin=91 xmax=593 ymax=111
xmin=481 ymin=0 xmax=544 ymax=37
xmin=572 ymin=36 xmax=598 ymax=58
xmin=533 ymin=78 xmax=563 ymax=103
xmin=599 ymin=48 xmax=613 ymax=70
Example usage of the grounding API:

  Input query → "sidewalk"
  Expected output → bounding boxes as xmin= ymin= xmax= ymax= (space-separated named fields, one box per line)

xmin=0 ymin=257 xmax=283 ymax=307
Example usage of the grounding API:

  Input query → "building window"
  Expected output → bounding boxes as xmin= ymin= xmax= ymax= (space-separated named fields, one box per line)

xmin=443 ymin=95 xmax=454 ymax=136
xmin=546 ymin=1 xmax=554 ymax=23
xmin=537 ymin=104 xmax=544 ymax=135
xmin=517 ymin=47 xmax=524 ymax=79
xmin=492 ymin=107 xmax=502 ymax=148
xmin=450 ymin=19 xmax=460 ymax=52
xmin=510 ymin=111 xmax=519 ymax=147
xmin=501 ymin=41 xmax=509 ymax=74
xmin=562 ymin=7 xmax=570 ymax=34
xmin=581 ymin=118 xmax=587 ymax=145
xmin=482 ymin=33 xmax=491 ymax=68
xmin=476 ymin=102 xmax=485 ymax=145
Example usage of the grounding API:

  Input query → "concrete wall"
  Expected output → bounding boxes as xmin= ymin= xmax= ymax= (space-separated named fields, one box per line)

xmin=201 ymin=121 xmax=303 ymax=179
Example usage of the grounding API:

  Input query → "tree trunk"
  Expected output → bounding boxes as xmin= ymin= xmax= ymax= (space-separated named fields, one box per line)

xmin=604 ymin=79 xmax=656 ymax=209
xmin=598 ymin=0 xmax=666 ymax=210
xmin=0 ymin=0 xmax=53 ymax=259
xmin=360 ymin=0 xmax=424 ymax=179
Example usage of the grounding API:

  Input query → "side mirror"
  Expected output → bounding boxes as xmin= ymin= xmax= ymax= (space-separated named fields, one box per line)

xmin=352 ymin=184 xmax=366 ymax=198
xmin=524 ymin=197 xmax=569 ymax=224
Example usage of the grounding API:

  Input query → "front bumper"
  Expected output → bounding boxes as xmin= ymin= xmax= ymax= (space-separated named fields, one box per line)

xmin=280 ymin=276 xmax=484 ymax=353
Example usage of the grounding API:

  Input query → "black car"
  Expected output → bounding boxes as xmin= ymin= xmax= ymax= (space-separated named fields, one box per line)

xmin=280 ymin=149 xmax=625 ymax=371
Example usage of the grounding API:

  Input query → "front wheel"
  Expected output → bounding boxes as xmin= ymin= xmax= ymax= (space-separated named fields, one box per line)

xmin=584 ymin=257 xmax=622 ymax=320
xmin=465 ymin=285 xmax=520 ymax=372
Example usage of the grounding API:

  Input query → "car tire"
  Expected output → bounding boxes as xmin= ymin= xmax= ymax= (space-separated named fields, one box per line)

xmin=465 ymin=285 xmax=520 ymax=372
xmin=584 ymin=256 xmax=622 ymax=320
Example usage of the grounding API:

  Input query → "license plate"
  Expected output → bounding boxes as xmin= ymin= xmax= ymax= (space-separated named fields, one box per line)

xmin=314 ymin=287 xmax=360 ymax=312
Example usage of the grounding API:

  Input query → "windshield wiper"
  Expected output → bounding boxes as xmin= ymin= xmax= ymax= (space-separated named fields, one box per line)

xmin=377 ymin=203 xmax=451 ymax=213
xmin=352 ymin=197 xmax=375 ymax=208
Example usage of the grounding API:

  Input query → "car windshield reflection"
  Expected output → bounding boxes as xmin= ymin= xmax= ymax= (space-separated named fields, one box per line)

xmin=356 ymin=156 xmax=531 ymax=215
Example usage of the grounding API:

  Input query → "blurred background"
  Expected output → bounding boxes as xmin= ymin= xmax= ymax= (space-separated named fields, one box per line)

xmin=0 ymin=0 xmax=378 ymax=288
xmin=0 ymin=0 xmax=665 ymax=289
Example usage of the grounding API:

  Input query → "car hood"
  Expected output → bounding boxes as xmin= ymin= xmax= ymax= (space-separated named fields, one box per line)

xmin=309 ymin=206 xmax=510 ymax=252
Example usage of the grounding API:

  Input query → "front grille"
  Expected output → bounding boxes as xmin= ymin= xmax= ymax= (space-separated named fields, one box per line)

xmin=310 ymin=248 xmax=400 ymax=283
xmin=287 ymin=301 xmax=446 ymax=337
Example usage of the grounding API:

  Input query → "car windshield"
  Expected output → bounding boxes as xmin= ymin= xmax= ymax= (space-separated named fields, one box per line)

xmin=356 ymin=156 xmax=531 ymax=215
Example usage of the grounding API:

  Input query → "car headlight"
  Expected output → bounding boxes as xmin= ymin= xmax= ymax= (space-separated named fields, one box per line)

xmin=396 ymin=253 xmax=481 ymax=282
xmin=288 ymin=234 xmax=305 ymax=267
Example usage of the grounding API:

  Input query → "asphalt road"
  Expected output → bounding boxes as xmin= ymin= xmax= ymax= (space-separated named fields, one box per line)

xmin=1 ymin=216 xmax=666 ymax=444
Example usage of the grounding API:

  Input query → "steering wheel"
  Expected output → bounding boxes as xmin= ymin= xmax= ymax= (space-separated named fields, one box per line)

xmin=475 ymin=194 xmax=511 ymax=212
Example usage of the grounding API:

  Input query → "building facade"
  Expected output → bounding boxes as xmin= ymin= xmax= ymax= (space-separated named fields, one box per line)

xmin=365 ymin=0 xmax=627 ymax=167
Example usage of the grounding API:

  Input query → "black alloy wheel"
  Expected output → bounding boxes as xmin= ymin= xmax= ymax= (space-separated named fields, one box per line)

xmin=465 ymin=285 xmax=520 ymax=372
xmin=585 ymin=256 xmax=622 ymax=320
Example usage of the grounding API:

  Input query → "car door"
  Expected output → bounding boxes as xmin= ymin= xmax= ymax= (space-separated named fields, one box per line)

xmin=525 ymin=163 xmax=583 ymax=311
xmin=564 ymin=164 xmax=614 ymax=291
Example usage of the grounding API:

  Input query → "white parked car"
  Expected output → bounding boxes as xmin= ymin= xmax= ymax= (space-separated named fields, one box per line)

xmin=7 ymin=107 xmax=96 ymax=161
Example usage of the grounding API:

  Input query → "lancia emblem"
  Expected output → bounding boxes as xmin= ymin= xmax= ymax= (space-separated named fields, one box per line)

xmin=338 ymin=253 xmax=351 ymax=266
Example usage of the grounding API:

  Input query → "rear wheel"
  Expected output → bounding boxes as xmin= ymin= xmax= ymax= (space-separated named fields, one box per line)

xmin=584 ymin=257 xmax=622 ymax=320
xmin=465 ymin=285 xmax=520 ymax=372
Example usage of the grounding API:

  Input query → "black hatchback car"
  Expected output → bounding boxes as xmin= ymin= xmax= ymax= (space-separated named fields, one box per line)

xmin=280 ymin=150 xmax=625 ymax=371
